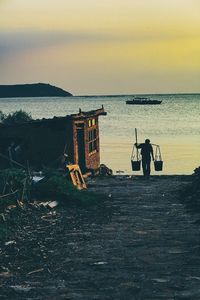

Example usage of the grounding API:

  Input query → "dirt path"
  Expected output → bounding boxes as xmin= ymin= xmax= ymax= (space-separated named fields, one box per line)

xmin=1 ymin=176 xmax=200 ymax=299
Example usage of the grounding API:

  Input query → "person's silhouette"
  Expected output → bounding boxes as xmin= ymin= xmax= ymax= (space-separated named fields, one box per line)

xmin=135 ymin=139 xmax=154 ymax=179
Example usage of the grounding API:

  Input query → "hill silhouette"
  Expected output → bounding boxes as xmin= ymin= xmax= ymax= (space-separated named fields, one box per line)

xmin=0 ymin=83 xmax=72 ymax=98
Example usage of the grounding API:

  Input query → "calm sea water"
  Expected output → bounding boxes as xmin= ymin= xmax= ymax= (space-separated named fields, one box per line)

xmin=0 ymin=94 xmax=200 ymax=174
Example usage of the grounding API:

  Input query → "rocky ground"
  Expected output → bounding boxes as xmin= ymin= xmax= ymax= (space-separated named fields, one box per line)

xmin=1 ymin=175 xmax=200 ymax=300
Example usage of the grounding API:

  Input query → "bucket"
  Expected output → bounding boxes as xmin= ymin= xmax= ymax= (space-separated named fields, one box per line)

xmin=131 ymin=160 xmax=141 ymax=171
xmin=154 ymin=160 xmax=163 ymax=171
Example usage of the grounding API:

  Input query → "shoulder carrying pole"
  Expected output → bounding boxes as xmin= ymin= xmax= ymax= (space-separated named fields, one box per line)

xmin=135 ymin=128 xmax=139 ymax=161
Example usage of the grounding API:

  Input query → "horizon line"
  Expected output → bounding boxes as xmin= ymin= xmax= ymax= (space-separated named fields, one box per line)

xmin=74 ymin=92 xmax=200 ymax=97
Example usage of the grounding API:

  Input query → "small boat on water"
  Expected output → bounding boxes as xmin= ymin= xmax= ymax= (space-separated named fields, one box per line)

xmin=126 ymin=97 xmax=162 ymax=105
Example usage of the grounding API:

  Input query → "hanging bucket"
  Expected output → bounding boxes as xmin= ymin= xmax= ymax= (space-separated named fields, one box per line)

xmin=154 ymin=146 xmax=163 ymax=171
xmin=131 ymin=160 xmax=141 ymax=171
xmin=131 ymin=143 xmax=141 ymax=171
xmin=154 ymin=160 xmax=163 ymax=171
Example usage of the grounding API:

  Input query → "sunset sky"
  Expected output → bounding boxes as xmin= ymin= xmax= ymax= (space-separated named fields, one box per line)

xmin=0 ymin=0 xmax=200 ymax=95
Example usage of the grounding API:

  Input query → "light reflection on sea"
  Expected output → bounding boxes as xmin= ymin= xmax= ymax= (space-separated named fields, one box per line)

xmin=0 ymin=94 xmax=200 ymax=174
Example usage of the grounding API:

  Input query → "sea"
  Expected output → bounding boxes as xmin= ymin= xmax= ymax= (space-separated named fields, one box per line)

xmin=0 ymin=94 xmax=199 ymax=175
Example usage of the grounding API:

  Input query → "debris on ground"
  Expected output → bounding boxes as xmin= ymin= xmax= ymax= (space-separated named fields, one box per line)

xmin=99 ymin=164 xmax=113 ymax=176
xmin=1 ymin=175 xmax=200 ymax=299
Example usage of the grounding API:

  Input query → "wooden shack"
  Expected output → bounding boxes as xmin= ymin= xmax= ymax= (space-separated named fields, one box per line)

xmin=0 ymin=106 xmax=106 ymax=173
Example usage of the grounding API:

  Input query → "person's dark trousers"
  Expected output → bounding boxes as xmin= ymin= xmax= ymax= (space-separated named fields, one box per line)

xmin=142 ymin=158 xmax=151 ymax=178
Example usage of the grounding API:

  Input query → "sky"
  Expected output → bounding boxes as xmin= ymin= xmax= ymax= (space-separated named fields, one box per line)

xmin=0 ymin=0 xmax=200 ymax=95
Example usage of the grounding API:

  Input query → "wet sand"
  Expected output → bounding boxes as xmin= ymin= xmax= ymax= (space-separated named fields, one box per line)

xmin=1 ymin=175 xmax=200 ymax=299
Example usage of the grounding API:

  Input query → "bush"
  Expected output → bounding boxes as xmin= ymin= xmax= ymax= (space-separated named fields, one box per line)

xmin=0 ymin=168 xmax=31 ymax=211
xmin=0 ymin=110 xmax=32 ymax=125
xmin=188 ymin=166 xmax=200 ymax=195
xmin=193 ymin=166 xmax=200 ymax=178
xmin=32 ymin=173 xmax=106 ymax=206
xmin=0 ymin=168 xmax=28 ymax=192
xmin=0 ymin=111 xmax=5 ymax=122
xmin=181 ymin=166 xmax=200 ymax=212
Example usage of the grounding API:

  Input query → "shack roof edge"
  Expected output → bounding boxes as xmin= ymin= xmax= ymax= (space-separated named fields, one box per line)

xmin=0 ymin=106 xmax=107 ymax=128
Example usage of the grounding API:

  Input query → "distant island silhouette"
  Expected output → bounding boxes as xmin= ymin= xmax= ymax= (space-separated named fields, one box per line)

xmin=0 ymin=83 xmax=72 ymax=98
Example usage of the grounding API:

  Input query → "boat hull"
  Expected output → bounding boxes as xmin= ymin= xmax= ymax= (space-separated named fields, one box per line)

xmin=126 ymin=100 xmax=162 ymax=105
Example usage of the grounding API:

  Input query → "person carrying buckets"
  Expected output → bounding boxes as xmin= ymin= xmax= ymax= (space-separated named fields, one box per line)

xmin=135 ymin=139 xmax=154 ymax=179
xmin=131 ymin=129 xmax=163 ymax=178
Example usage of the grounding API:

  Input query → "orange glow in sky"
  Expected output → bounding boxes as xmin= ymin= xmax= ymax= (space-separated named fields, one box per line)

xmin=0 ymin=0 xmax=200 ymax=94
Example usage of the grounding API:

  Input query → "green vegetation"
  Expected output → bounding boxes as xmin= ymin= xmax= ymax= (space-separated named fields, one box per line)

xmin=0 ymin=168 xmax=31 ymax=210
xmin=0 ymin=168 xmax=107 ymax=241
xmin=33 ymin=170 xmax=105 ymax=206
xmin=0 ymin=168 xmax=30 ymax=242
xmin=0 ymin=109 xmax=32 ymax=125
